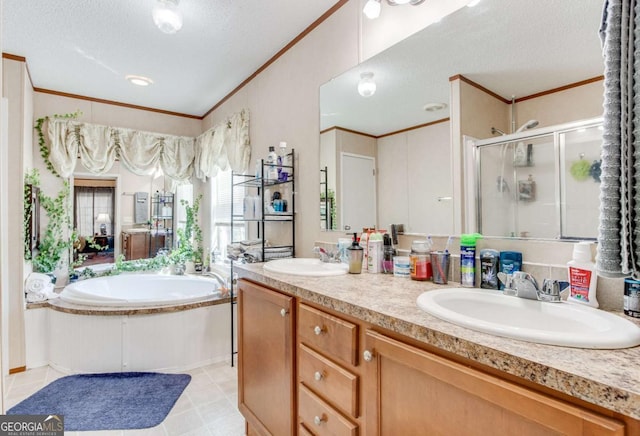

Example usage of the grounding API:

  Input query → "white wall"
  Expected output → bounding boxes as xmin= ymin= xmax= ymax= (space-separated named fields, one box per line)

xmin=2 ymin=58 xmax=31 ymax=371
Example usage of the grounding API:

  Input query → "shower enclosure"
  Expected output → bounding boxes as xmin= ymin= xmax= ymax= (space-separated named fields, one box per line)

xmin=473 ymin=117 xmax=603 ymax=240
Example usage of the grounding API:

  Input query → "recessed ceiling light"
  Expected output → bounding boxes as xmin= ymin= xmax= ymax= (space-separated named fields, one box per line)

xmin=126 ymin=75 xmax=154 ymax=86
xmin=423 ymin=102 xmax=447 ymax=112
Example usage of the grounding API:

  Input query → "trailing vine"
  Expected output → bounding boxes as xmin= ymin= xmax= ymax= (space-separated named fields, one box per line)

xmin=34 ymin=110 xmax=82 ymax=178
xmin=31 ymin=180 xmax=73 ymax=273
xmin=172 ymin=194 xmax=204 ymax=264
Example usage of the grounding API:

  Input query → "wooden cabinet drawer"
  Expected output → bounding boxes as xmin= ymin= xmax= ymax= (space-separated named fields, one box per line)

xmin=299 ymin=384 xmax=358 ymax=436
xmin=299 ymin=423 xmax=314 ymax=436
xmin=299 ymin=304 xmax=358 ymax=366
xmin=299 ymin=343 xmax=359 ymax=418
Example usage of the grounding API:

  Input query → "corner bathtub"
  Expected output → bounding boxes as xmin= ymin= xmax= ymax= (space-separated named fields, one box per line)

xmin=26 ymin=269 xmax=234 ymax=373
xmin=60 ymin=274 xmax=221 ymax=307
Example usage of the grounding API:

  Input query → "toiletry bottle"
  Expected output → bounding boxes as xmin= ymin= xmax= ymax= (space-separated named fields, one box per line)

xmin=347 ymin=233 xmax=363 ymax=274
xmin=277 ymin=141 xmax=287 ymax=179
xmin=368 ymin=231 xmax=383 ymax=273
xmin=460 ymin=233 xmax=482 ymax=287
xmin=360 ymin=230 xmax=370 ymax=272
xmin=567 ymin=241 xmax=598 ymax=308
xmin=255 ymin=160 xmax=261 ymax=180
xmin=498 ymin=251 xmax=522 ymax=289
xmin=266 ymin=146 xmax=278 ymax=180
xmin=480 ymin=249 xmax=499 ymax=289
xmin=624 ymin=278 xmax=640 ymax=318
xmin=382 ymin=233 xmax=396 ymax=274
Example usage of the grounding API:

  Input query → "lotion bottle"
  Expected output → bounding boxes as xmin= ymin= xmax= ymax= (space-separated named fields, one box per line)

xmin=567 ymin=241 xmax=598 ymax=308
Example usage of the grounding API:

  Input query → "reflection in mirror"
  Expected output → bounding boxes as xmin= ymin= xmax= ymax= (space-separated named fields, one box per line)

xmin=475 ymin=118 xmax=602 ymax=240
xmin=319 ymin=0 xmax=604 ymax=236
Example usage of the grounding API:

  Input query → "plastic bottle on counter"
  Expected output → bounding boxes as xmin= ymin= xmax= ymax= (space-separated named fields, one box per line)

xmin=460 ymin=233 xmax=482 ymax=287
xmin=567 ymin=241 xmax=598 ymax=308
xmin=360 ymin=231 xmax=370 ymax=272
xmin=367 ymin=231 xmax=383 ymax=273
xmin=382 ymin=233 xmax=396 ymax=274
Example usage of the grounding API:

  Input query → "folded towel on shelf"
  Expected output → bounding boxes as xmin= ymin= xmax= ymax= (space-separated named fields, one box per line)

xmin=24 ymin=273 xmax=59 ymax=303
xmin=227 ymin=240 xmax=273 ymax=262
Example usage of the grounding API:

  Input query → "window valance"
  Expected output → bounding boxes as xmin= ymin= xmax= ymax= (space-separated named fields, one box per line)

xmin=46 ymin=108 xmax=250 ymax=183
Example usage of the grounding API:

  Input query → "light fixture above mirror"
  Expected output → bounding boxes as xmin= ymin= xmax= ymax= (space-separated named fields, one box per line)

xmin=358 ymin=72 xmax=377 ymax=97
xmin=152 ymin=0 xmax=183 ymax=34
xmin=363 ymin=0 xmax=426 ymax=19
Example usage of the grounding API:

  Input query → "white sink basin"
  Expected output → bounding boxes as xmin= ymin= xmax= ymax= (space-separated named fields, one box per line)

xmin=263 ymin=258 xmax=348 ymax=276
xmin=417 ymin=288 xmax=640 ymax=349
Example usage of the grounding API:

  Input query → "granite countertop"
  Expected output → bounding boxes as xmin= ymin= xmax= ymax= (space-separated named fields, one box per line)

xmin=29 ymin=295 xmax=232 ymax=316
xmin=235 ymin=262 xmax=640 ymax=420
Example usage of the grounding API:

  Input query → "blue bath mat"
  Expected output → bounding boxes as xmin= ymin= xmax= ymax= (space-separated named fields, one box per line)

xmin=7 ymin=372 xmax=191 ymax=431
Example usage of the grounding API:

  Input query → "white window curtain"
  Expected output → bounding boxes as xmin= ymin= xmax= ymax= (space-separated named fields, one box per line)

xmin=75 ymin=189 xmax=94 ymax=237
xmin=195 ymin=109 xmax=251 ymax=181
xmin=46 ymin=109 xmax=251 ymax=184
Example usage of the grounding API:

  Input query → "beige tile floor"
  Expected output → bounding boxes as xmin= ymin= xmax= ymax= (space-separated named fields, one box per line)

xmin=3 ymin=360 xmax=245 ymax=436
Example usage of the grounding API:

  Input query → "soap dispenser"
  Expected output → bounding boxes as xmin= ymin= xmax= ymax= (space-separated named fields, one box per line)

xmin=347 ymin=233 xmax=364 ymax=274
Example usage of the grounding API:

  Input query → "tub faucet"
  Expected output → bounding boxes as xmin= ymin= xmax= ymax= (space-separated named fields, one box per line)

xmin=509 ymin=271 xmax=567 ymax=303
xmin=202 ymin=271 xmax=227 ymax=289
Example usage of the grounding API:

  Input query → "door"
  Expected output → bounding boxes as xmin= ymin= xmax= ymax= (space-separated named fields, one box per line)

xmin=238 ymin=280 xmax=295 ymax=436
xmin=341 ymin=153 xmax=376 ymax=232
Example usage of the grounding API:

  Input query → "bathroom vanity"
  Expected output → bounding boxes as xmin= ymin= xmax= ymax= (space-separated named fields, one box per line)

xmin=235 ymin=263 xmax=640 ymax=435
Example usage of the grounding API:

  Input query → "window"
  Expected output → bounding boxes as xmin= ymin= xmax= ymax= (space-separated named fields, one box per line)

xmin=73 ymin=181 xmax=115 ymax=237
xmin=210 ymin=169 xmax=245 ymax=261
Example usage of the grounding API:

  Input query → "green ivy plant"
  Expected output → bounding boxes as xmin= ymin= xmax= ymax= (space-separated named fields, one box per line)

xmin=174 ymin=194 xmax=204 ymax=264
xmin=113 ymin=253 xmax=170 ymax=273
xmin=34 ymin=110 xmax=81 ymax=177
xmin=31 ymin=180 xmax=73 ymax=273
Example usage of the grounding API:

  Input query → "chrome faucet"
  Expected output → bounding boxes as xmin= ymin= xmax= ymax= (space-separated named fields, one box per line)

xmin=202 ymin=270 xmax=227 ymax=289
xmin=313 ymin=246 xmax=340 ymax=263
xmin=507 ymin=271 xmax=568 ymax=302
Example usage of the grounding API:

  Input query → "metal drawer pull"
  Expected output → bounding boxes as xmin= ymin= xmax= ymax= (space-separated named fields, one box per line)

xmin=314 ymin=325 xmax=325 ymax=335
xmin=314 ymin=415 xmax=326 ymax=426
xmin=314 ymin=371 xmax=324 ymax=381
xmin=280 ymin=308 xmax=288 ymax=317
xmin=363 ymin=350 xmax=373 ymax=362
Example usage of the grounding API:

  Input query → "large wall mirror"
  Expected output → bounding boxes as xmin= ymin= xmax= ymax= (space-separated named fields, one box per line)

xmin=319 ymin=0 xmax=604 ymax=237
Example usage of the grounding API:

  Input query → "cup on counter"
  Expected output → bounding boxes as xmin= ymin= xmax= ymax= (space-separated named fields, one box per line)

xmin=430 ymin=251 xmax=450 ymax=284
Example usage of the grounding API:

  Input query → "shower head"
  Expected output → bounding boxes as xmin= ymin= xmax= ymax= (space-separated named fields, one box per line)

xmin=515 ymin=119 xmax=539 ymax=133
xmin=491 ymin=127 xmax=506 ymax=136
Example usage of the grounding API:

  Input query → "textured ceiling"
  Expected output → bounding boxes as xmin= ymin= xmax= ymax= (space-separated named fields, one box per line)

xmin=3 ymin=0 xmax=342 ymax=117
xmin=320 ymin=0 xmax=605 ymax=136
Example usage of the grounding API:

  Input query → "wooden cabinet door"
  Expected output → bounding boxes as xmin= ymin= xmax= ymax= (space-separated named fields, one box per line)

xmin=238 ymin=280 xmax=295 ymax=436
xmin=363 ymin=330 xmax=624 ymax=436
